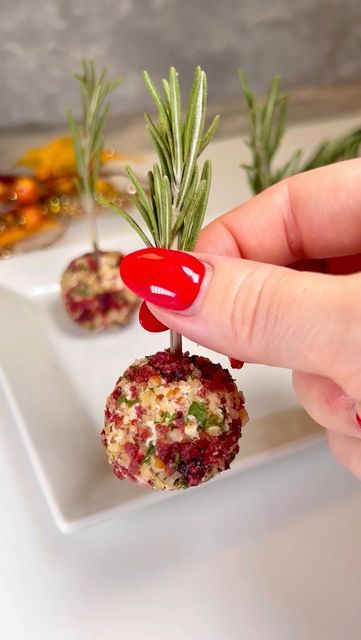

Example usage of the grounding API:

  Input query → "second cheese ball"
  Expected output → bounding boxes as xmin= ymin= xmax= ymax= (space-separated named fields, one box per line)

xmin=60 ymin=250 xmax=138 ymax=330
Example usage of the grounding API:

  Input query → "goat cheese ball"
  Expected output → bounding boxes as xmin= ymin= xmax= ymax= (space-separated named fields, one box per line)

xmin=60 ymin=250 xmax=138 ymax=330
xmin=101 ymin=350 xmax=248 ymax=490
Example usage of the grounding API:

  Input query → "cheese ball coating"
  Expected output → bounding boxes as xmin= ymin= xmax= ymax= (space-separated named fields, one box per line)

xmin=102 ymin=350 xmax=248 ymax=490
xmin=60 ymin=251 xmax=138 ymax=330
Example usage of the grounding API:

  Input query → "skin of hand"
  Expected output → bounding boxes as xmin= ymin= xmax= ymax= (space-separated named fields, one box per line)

xmin=147 ymin=159 xmax=361 ymax=481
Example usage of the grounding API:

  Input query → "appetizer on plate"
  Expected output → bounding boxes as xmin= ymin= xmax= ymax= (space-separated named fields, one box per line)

xmin=61 ymin=250 xmax=137 ymax=330
xmin=102 ymin=349 xmax=247 ymax=490
xmin=100 ymin=66 xmax=248 ymax=489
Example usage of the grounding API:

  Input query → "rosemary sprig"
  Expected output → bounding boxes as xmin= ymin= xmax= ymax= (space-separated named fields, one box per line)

xmin=239 ymin=71 xmax=361 ymax=194
xmin=98 ymin=66 xmax=218 ymax=355
xmin=67 ymin=59 xmax=121 ymax=250
xmin=99 ymin=66 xmax=219 ymax=251
xmin=301 ymin=129 xmax=361 ymax=171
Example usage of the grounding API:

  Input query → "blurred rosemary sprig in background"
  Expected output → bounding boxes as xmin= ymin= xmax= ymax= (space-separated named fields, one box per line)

xmin=99 ymin=66 xmax=219 ymax=251
xmin=67 ymin=60 xmax=121 ymax=249
xmin=239 ymin=71 xmax=361 ymax=194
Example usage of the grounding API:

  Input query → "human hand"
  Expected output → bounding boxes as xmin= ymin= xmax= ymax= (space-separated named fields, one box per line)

xmin=121 ymin=159 xmax=361 ymax=480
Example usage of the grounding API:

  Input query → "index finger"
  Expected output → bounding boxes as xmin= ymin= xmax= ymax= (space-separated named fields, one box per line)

xmin=196 ymin=159 xmax=361 ymax=264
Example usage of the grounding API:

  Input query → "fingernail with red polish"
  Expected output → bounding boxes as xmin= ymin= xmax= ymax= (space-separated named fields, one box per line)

xmin=139 ymin=300 xmax=168 ymax=333
xmin=354 ymin=412 xmax=361 ymax=428
xmin=229 ymin=358 xmax=244 ymax=370
xmin=120 ymin=248 xmax=206 ymax=311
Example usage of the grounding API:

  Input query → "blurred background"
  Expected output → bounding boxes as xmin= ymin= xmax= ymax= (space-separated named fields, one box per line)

xmin=1 ymin=0 xmax=361 ymax=129
xmin=1 ymin=0 xmax=361 ymax=257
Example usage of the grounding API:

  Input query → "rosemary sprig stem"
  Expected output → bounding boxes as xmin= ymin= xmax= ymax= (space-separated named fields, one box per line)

xmin=81 ymin=192 xmax=99 ymax=252
xmin=67 ymin=59 xmax=121 ymax=253
xmin=170 ymin=330 xmax=183 ymax=355
xmin=169 ymin=234 xmax=182 ymax=354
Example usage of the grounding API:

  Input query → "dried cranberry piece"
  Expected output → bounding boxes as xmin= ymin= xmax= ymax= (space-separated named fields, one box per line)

xmin=172 ymin=410 xmax=184 ymax=428
xmin=112 ymin=387 xmax=122 ymax=402
xmin=126 ymin=364 xmax=154 ymax=384
xmin=123 ymin=442 xmax=143 ymax=475
xmin=128 ymin=458 xmax=140 ymax=475
xmin=194 ymin=355 xmax=235 ymax=392
xmin=156 ymin=441 xmax=174 ymax=463
xmin=97 ymin=292 xmax=114 ymax=313
xmin=138 ymin=426 xmax=150 ymax=440
xmin=113 ymin=461 xmax=138 ymax=483
xmin=124 ymin=442 xmax=139 ymax=459
xmin=178 ymin=459 xmax=205 ymax=486
xmin=113 ymin=462 xmax=126 ymax=480
xmin=178 ymin=441 xmax=201 ymax=462
xmin=155 ymin=423 xmax=169 ymax=437
xmin=87 ymin=254 xmax=99 ymax=271
xmin=135 ymin=404 xmax=146 ymax=419
xmin=148 ymin=349 xmax=193 ymax=383
xmin=77 ymin=308 xmax=95 ymax=323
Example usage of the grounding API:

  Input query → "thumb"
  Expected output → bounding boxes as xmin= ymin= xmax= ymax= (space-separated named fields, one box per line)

xmin=120 ymin=248 xmax=361 ymax=396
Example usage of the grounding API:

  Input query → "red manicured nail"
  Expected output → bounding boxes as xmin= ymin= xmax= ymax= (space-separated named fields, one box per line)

xmin=120 ymin=248 xmax=205 ymax=311
xmin=354 ymin=413 xmax=361 ymax=428
xmin=290 ymin=259 xmax=327 ymax=273
xmin=139 ymin=301 xmax=168 ymax=333
xmin=229 ymin=358 xmax=244 ymax=369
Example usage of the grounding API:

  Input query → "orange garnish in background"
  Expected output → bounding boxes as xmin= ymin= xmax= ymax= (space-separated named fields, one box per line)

xmin=14 ymin=136 xmax=140 ymax=181
xmin=1 ymin=135 xmax=143 ymax=252
xmin=12 ymin=177 xmax=40 ymax=205
xmin=0 ymin=206 xmax=44 ymax=247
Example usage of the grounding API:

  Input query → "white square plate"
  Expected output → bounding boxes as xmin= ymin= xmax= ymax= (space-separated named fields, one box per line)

xmin=8 ymin=116 xmax=356 ymax=532
xmin=0 ymin=233 xmax=321 ymax=532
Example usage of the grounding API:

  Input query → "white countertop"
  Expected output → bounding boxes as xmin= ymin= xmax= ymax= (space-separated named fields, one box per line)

xmin=2 ymin=115 xmax=361 ymax=639
xmin=2 ymin=379 xmax=361 ymax=640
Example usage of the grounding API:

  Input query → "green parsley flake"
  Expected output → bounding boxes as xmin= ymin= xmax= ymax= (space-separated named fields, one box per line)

xmin=188 ymin=401 xmax=208 ymax=423
xmin=117 ymin=395 xmax=137 ymax=407
xmin=73 ymin=284 xmax=91 ymax=296
xmin=161 ymin=411 xmax=177 ymax=423
xmin=142 ymin=441 xmax=155 ymax=465
xmin=205 ymin=414 xmax=221 ymax=428
xmin=174 ymin=477 xmax=189 ymax=489
xmin=188 ymin=401 xmax=221 ymax=432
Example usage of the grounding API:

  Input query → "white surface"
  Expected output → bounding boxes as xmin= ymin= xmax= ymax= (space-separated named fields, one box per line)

xmin=2 ymin=115 xmax=361 ymax=637
xmin=1 ymin=382 xmax=361 ymax=640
